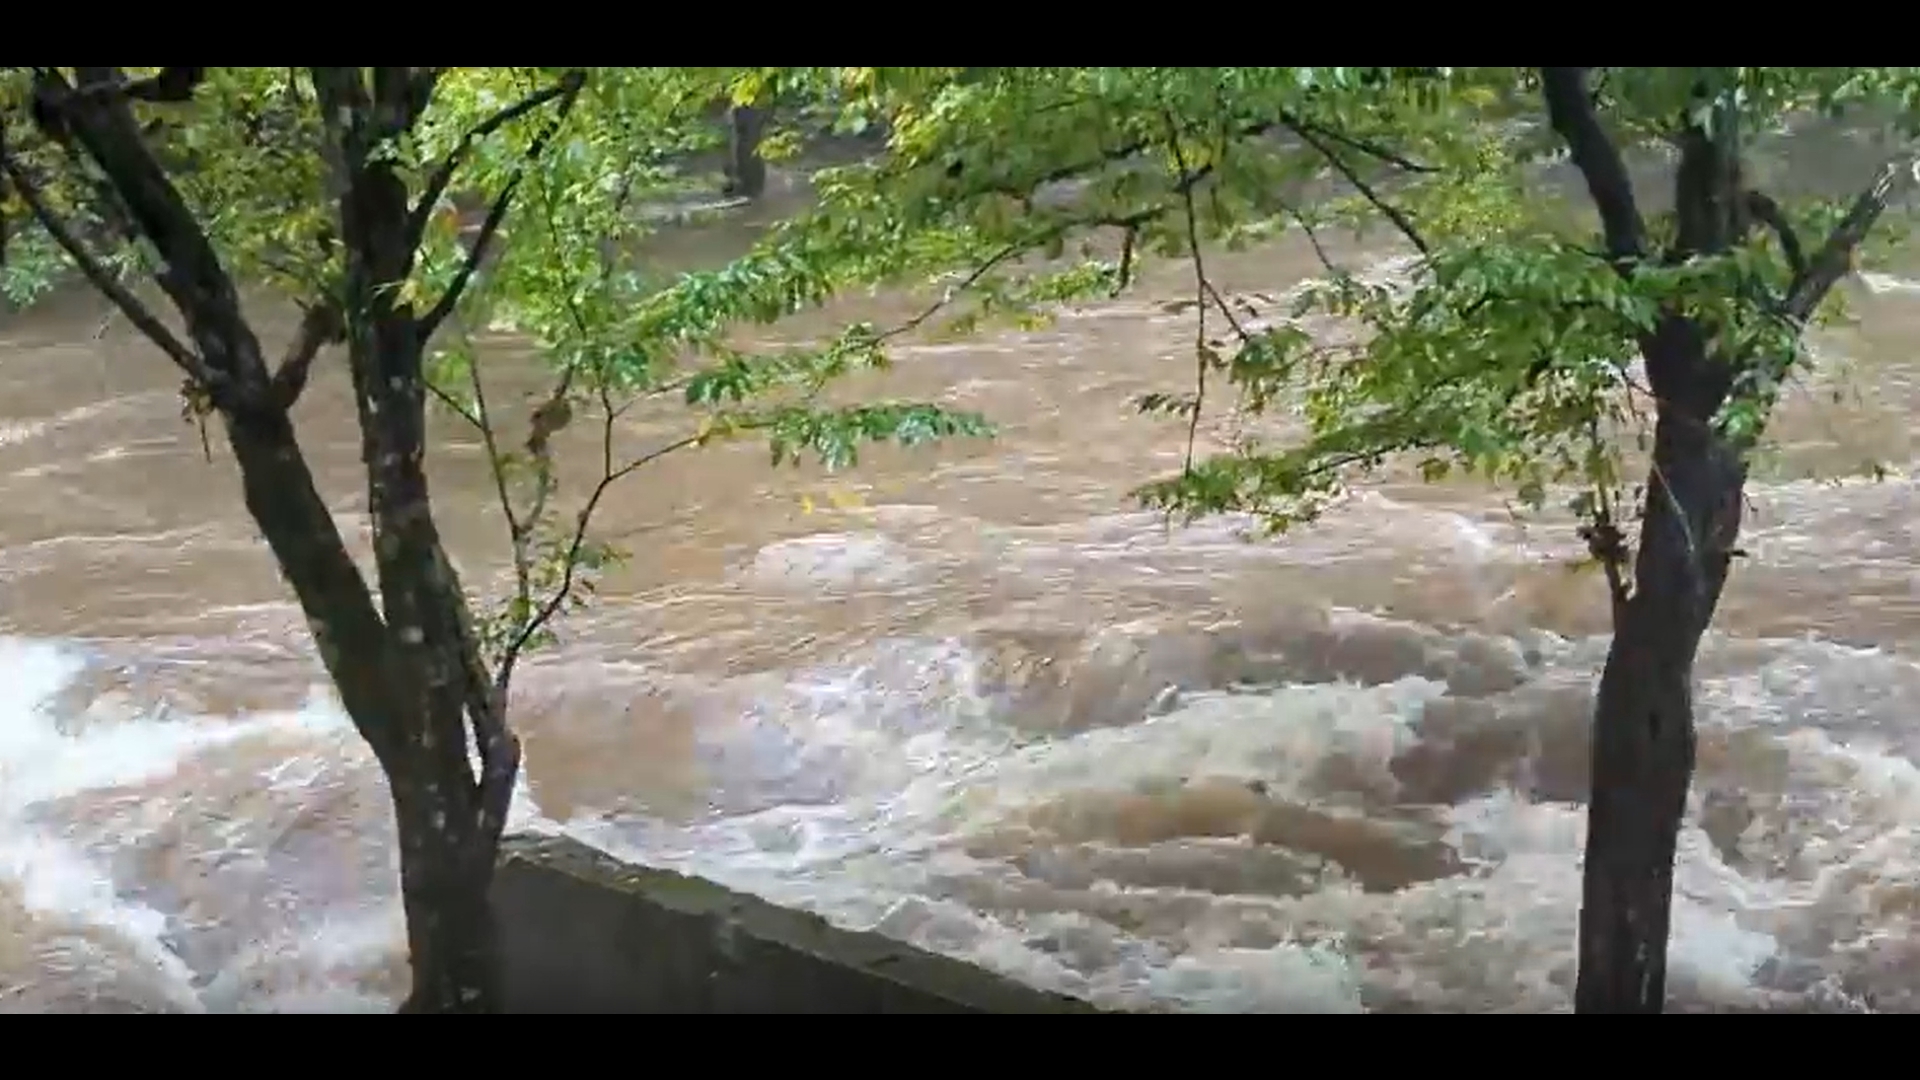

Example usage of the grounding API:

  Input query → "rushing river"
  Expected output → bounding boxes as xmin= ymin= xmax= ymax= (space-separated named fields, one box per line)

xmin=6 ymin=153 xmax=1920 ymax=1011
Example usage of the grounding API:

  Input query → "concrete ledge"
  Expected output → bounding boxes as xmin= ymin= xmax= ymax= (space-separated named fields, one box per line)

xmin=492 ymin=834 xmax=1099 ymax=1014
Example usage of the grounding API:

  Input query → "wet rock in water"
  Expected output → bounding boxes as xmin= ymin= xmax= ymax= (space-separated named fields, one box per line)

xmin=1145 ymin=685 xmax=1182 ymax=717
xmin=1697 ymin=789 xmax=1758 ymax=873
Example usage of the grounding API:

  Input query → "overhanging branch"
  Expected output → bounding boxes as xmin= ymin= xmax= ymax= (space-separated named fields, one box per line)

xmin=1541 ymin=66 xmax=1646 ymax=267
xmin=0 ymin=131 xmax=213 ymax=388
xmin=1279 ymin=110 xmax=1435 ymax=173
xmin=415 ymin=70 xmax=587 ymax=345
xmin=1285 ymin=119 xmax=1430 ymax=255
xmin=1783 ymin=152 xmax=1918 ymax=324
xmin=405 ymin=70 xmax=586 ymax=254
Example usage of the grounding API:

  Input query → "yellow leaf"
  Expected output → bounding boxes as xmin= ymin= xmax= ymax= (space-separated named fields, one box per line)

xmin=799 ymin=493 xmax=816 ymax=515
xmin=728 ymin=73 xmax=765 ymax=107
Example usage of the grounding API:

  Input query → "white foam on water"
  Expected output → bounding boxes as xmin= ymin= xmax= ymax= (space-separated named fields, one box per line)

xmin=8 ymin=514 xmax=1920 ymax=1012
xmin=561 ymin=619 xmax=1920 ymax=1013
xmin=0 ymin=634 xmax=553 ymax=1012
xmin=1861 ymin=271 xmax=1920 ymax=296
xmin=744 ymin=532 xmax=927 ymax=591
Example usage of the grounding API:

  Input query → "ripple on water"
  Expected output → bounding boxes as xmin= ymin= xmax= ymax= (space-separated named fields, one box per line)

xmin=8 ymin=241 xmax=1920 ymax=1012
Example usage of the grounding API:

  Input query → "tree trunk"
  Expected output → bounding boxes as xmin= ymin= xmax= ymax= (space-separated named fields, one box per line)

xmin=1575 ymin=381 xmax=1746 ymax=1011
xmin=1551 ymin=71 xmax=1757 ymax=1013
xmin=723 ymin=104 xmax=767 ymax=199
xmin=18 ymin=64 xmax=568 ymax=1016
xmin=393 ymin=775 xmax=500 ymax=1013
xmin=312 ymin=66 xmax=524 ymax=1013
xmin=227 ymin=392 xmax=507 ymax=1014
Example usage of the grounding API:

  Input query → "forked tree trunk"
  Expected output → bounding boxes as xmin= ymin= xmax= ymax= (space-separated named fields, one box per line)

xmin=1551 ymin=72 xmax=1900 ymax=1010
xmin=1575 ymin=331 xmax=1748 ymax=1011
xmin=1546 ymin=67 xmax=1756 ymax=1013
xmin=319 ymin=67 xmax=524 ymax=1012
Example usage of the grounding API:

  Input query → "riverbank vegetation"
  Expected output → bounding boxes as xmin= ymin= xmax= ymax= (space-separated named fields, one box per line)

xmin=3 ymin=66 xmax=1917 ymax=1013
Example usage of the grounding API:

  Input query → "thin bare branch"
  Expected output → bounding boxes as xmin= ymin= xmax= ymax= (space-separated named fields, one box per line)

xmin=425 ymin=381 xmax=482 ymax=429
xmin=0 ymin=137 xmax=212 ymax=387
xmin=1280 ymin=110 xmax=1435 ymax=173
xmin=495 ymin=428 xmax=704 ymax=694
xmin=1285 ymin=119 xmax=1430 ymax=256
xmin=1784 ymin=152 xmax=1919 ymax=324
xmin=1284 ymin=198 xmax=1344 ymax=279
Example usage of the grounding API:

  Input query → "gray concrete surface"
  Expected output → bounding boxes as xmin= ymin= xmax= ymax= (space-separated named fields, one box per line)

xmin=492 ymin=833 xmax=1100 ymax=1014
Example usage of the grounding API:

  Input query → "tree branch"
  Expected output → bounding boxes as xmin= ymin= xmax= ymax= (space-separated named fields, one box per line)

xmin=494 ymin=427 xmax=704 ymax=695
xmin=1285 ymin=119 xmax=1429 ymax=255
xmin=1783 ymin=153 xmax=1919 ymax=323
xmin=415 ymin=70 xmax=586 ymax=346
xmin=1280 ymin=110 xmax=1435 ymax=173
xmin=1742 ymin=190 xmax=1806 ymax=280
xmin=405 ymin=71 xmax=586 ymax=255
xmin=73 ymin=66 xmax=207 ymax=104
xmin=0 ymin=130 xmax=213 ymax=387
xmin=269 ymin=300 xmax=346 ymax=408
xmin=1541 ymin=66 xmax=1646 ymax=266
xmin=1165 ymin=114 xmax=1216 ymax=476
xmin=950 ymin=117 xmax=1282 ymax=206
xmin=32 ymin=67 xmax=275 ymax=403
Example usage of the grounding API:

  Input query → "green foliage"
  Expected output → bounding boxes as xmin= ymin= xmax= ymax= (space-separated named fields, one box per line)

xmin=1 ymin=67 xmax=992 ymax=670
xmin=9 ymin=67 xmax=1918 ymax=651
xmin=744 ymin=67 xmax=1920 ymax=563
xmin=1 ymin=223 xmax=70 ymax=305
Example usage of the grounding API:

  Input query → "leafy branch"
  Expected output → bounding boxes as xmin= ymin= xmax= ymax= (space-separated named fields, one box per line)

xmin=416 ymin=69 xmax=587 ymax=345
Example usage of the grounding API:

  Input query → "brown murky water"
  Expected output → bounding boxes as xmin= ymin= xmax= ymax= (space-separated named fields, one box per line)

xmin=5 ymin=152 xmax=1920 ymax=1011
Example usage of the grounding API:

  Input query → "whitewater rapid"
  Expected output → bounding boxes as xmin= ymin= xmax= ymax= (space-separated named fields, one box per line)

xmin=4 ymin=490 xmax=1919 ymax=1012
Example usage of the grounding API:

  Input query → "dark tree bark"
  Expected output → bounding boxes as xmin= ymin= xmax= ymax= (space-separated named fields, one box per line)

xmin=1540 ymin=66 xmax=1908 ymax=1012
xmin=4 ymin=65 xmax=583 ymax=1014
xmin=722 ymin=103 xmax=767 ymax=199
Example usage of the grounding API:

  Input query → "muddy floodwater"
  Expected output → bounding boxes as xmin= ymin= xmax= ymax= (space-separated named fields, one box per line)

xmin=6 ymin=163 xmax=1920 ymax=1011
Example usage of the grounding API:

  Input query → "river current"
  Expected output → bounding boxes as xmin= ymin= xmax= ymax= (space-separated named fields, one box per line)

xmin=4 ymin=172 xmax=1920 ymax=1012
